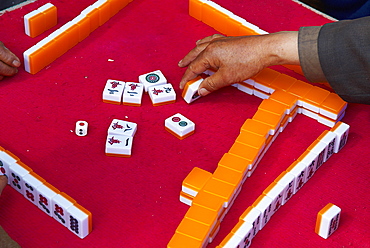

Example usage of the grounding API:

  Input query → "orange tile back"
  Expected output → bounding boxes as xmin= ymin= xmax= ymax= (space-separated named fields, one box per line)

xmin=28 ymin=47 xmax=49 ymax=74
xmin=41 ymin=5 xmax=58 ymax=31
xmin=97 ymin=1 xmax=112 ymax=25
xmin=176 ymin=218 xmax=211 ymax=243
xmin=64 ymin=23 xmax=80 ymax=51
xmin=240 ymin=119 xmax=271 ymax=139
xmin=192 ymin=190 xmax=224 ymax=215
xmin=202 ymin=178 xmax=236 ymax=207
xmin=211 ymin=9 xmax=229 ymax=35
xmin=189 ymin=0 xmax=203 ymax=21
xmin=76 ymin=16 xmax=91 ymax=42
xmin=168 ymin=232 xmax=204 ymax=248
xmin=320 ymin=93 xmax=348 ymax=118
xmin=212 ymin=166 xmax=244 ymax=188
xmin=28 ymin=12 xmax=46 ymax=38
xmin=252 ymin=68 xmax=281 ymax=86
xmin=269 ymin=73 xmax=297 ymax=91
xmin=218 ymin=153 xmax=251 ymax=174
xmin=182 ymin=167 xmax=212 ymax=194
xmin=87 ymin=8 xmax=101 ymax=32
xmin=228 ymin=142 xmax=259 ymax=168
xmin=269 ymin=89 xmax=298 ymax=113
xmin=225 ymin=17 xmax=241 ymax=36
xmin=238 ymin=25 xmax=260 ymax=36
xmin=287 ymin=80 xmax=313 ymax=103
xmin=258 ymin=98 xmax=288 ymax=116
xmin=185 ymin=204 xmax=219 ymax=228
xmin=201 ymin=2 xmax=216 ymax=28
xmin=303 ymin=86 xmax=331 ymax=107
xmin=235 ymin=131 xmax=266 ymax=150
xmin=252 ymin=109 xmax=283 ymax=133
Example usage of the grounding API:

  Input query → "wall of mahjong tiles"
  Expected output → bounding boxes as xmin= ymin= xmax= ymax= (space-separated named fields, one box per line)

xmin=0 ymin=0 xmax=369 ymax=247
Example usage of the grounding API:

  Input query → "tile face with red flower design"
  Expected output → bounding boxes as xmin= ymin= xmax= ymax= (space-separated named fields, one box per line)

xmin=148 ymin=83 xmax=176 ymax=106
xmin=105 ymin=135 xmax=133 ymax=157
xmin=122 ymin=82 xmax=144 ymax=106
xmin=102 ymin=79 xmax=125 ymax=105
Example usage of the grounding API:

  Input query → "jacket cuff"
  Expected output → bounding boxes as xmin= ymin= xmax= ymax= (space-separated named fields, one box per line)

xmin=298 ymin=26 xmax=327 ymax=82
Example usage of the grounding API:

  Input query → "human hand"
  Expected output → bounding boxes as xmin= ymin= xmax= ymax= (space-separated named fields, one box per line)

xmin=0 ymin=41 xmax=21 ymax=80
xmin=178 ymin=32 xmax=299 ymax=96
xmin=0 ymin=175 xmax=7 ymax=196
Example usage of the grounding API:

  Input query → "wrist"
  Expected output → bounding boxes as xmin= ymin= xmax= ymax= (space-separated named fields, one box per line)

xmin=263 ymin=31 xmax=300 ymax=67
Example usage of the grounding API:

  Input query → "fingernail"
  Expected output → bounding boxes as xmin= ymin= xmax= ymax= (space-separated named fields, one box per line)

xmin=12 ymin=59 xmax=21 ymax=67
xmin=178 ymin=60 xmax=182 ymax=66
xmin=199 ymin=88 xmax=210 ymax=96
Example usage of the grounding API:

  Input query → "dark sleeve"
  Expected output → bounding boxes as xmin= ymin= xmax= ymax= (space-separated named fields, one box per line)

xmin=298 ymin=16 xmax=370 ymax=104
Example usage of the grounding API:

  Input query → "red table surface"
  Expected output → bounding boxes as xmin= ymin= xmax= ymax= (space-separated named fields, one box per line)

xmin=0 ymin=0 xmax=369 ymax=247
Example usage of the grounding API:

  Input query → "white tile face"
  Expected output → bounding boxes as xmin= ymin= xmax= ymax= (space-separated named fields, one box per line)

xmin=105 ymin=134 xmax=133 ymax=157
xmin=22 ymin=173 xmax=45 ymax=206
xmin=234 ymin=222 xmax=253 ymax=248
xmin=67 ymin=205 xmax=92 ymax=239
xmin=36 ymin=184 xmax=59 ymax=216
xmin=165 ymin=113 xmax=195 ymax=138
xmin=264 ymin=184 xmax=284 ymax=217
xmin=241 ymin=207 xmax=261 ymax=239
xmin=237 ymin=82 xmax=254 ymax=95
xmin=9 ymin=163 xmax=32 ymax=195
xmin=275 ymin=172 xmax=295 ymax=205
xmin=253 ymin=196 xmax=273 ymax=230
xmin=75 ymin=121 xmax=88 ymax=136
xmin=290 ymin=162 xmax=308 ymax=194
xmin=148 ymin=83 xmax=176 ymax=106
xmin=52 ymin=194 xmax=76 ymax=226
xmin=300 ymin=152 xmax=318 ymax=182
xmin=183 ymin=77 xmax=203 ymax=104
xmin=107 ymin=119 xmax=137 ymax=137
xmin=102 ymin=79 xmax=125 ymax=104
xmin=138 ymin=70 xmax=167 ymax=92
xmin=332 ymin=123 xmax=350 ymax=153
xmin=122 ymin=82 xmax=144 ymax=106
xmin=0 ymin=151 xmax=18 ymax=183
xmin=317 ymin=205 xmax=341 ymax=239
xmin=310 ymin=142 xmax=328 ymax=170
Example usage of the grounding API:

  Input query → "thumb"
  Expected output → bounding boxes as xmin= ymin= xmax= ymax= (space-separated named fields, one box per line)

xmin=198 ymin=69 xmax=230 ymax=96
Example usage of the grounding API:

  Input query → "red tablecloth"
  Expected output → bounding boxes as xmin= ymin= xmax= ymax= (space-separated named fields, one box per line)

xmin=0 ymin=0 xmax=369 ymax=247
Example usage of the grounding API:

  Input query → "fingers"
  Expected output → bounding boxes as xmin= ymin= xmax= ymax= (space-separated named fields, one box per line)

xmin=197 ymin=68 xmax=235 ymax=96
xmin=0 ymin=41 xmax=21 ymax=79
xmin=0 ymin=175 xmax=7 ymax=196
xmin=179 ymin=54 xmax=211 ymax=89
xmin=178 ymin=34 xmax=225 ymax=68
xmin=195 ymin=34 xmax=224 ymax=46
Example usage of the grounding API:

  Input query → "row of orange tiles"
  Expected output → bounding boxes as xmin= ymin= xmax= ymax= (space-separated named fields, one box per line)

xmin=23 ymin=0 xmax=134 ymax=74
xmin=168 ymin=87 xmax=348 ymax=247
xmin=217 ymin=123 xmax=348 ymax=247
xmin=0 ymin=146 xmax=92 ymax=238
xmin=204 ymin=67 xmax=347 ymax=128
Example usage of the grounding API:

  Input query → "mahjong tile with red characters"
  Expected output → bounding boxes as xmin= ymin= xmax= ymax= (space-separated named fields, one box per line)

xmin=102 ymin=79 xmax=125 ymax=104
xmin=148 ymin=83 xmax=176 ymax=106
xmin=105 ymin=134 xmax=133 ymax=157
xmin=122 ymin=82 xmax=144 ymax=106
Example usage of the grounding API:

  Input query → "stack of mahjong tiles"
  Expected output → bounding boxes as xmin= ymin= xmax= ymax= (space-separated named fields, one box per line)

xmin=102 ymin=70 xmax=177 ymax=106
xmin=105 ymin=119 xmax=137 ymax=157
xmin=23 ymin=0 xmax=134 ymax=74
xmin=217 ymin=122 xmax=348 ymax=248
xmin=169 ymin=120 xmax=349 ymax=248
xmin=183 ymin=68 xmax=347 ymax=129
xmin=189 ymin=0 xmax=268 ymax=37
xmin=140 ymin=70 xmax=177 ymax=106
xmin=24 ymin=3 xmax=57 ymax=38
xmin=0 ymin=146 xmax=92 ymax=239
